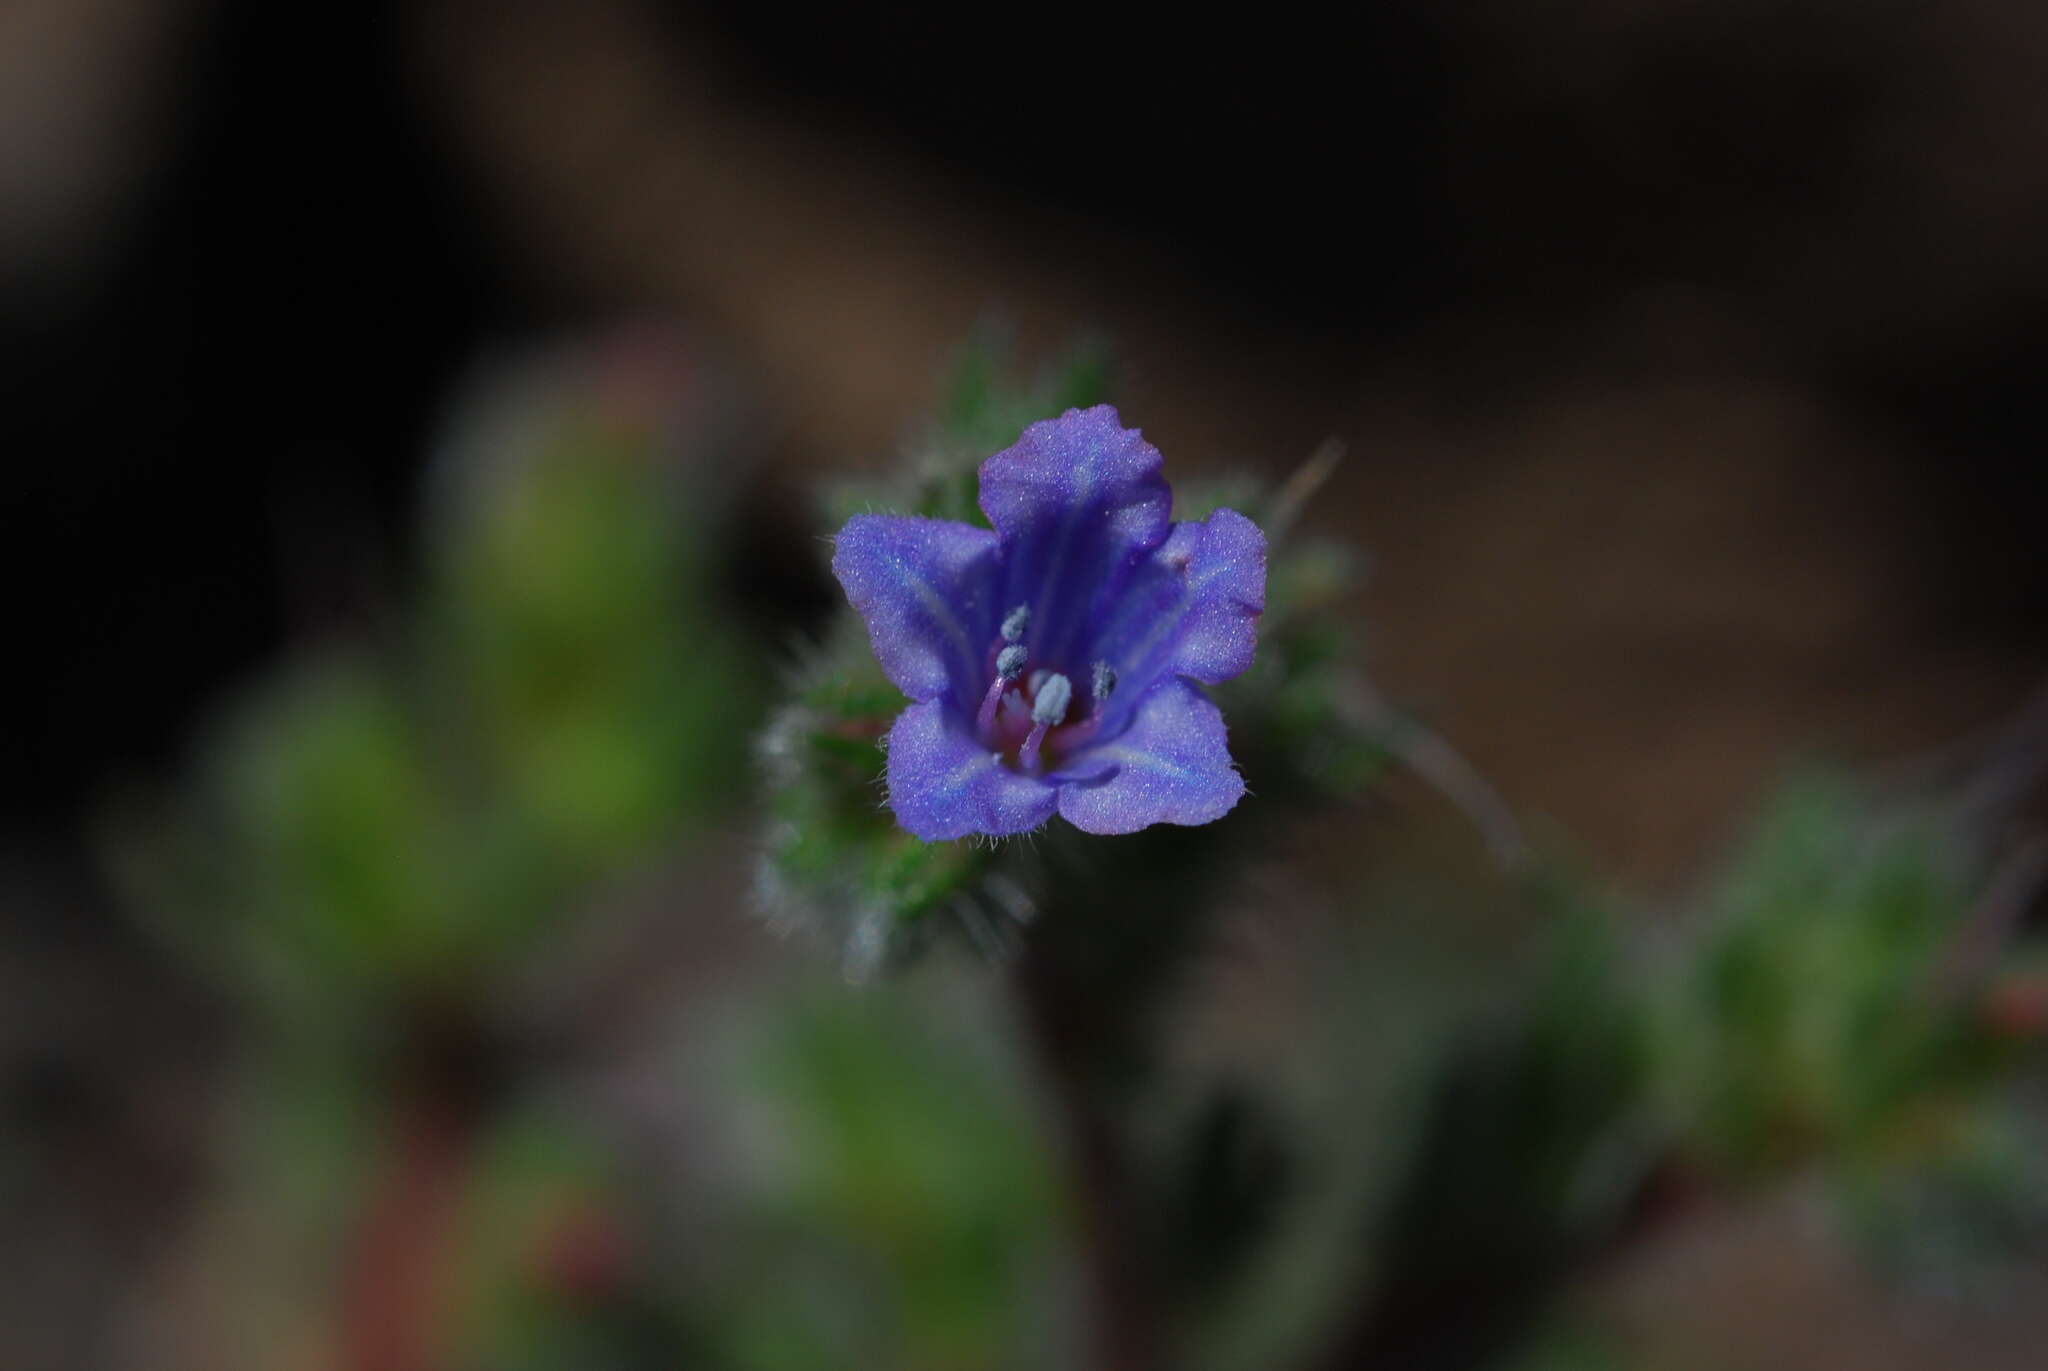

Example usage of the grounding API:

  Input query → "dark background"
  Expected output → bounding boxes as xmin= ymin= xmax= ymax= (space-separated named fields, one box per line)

xmin=4 ymin=2 xmax=2046 ymax=1367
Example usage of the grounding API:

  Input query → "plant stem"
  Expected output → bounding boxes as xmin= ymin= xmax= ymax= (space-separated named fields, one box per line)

xmin=340 ymin=1088 xmax=478 ymax=1371
xmin=1013 ymin=937 xmax=1165 ymax=1371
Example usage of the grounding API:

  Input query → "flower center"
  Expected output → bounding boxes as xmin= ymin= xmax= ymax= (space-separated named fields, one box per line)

xmin=973 ymin=603 xmax=1117 ymax=772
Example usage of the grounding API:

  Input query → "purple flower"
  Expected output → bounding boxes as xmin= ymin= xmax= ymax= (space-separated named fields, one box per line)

xmin=831 ymin=405 xmax=1266 ymax=840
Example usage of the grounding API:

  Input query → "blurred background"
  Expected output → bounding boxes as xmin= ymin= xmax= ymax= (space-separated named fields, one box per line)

xmin=4 ymin=2 xmax=2046 ymax=1369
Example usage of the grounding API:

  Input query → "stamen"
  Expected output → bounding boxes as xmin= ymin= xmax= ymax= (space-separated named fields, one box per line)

xmin=1091 ymin=660 xmax=1117 ymax=701
xmin=1033 ymin=673 xmax=1073 ymax=726
xmin=976 ymin=644 xmax=1028 ymax=737
xmin=1020 ymin=672 xmax=1072 ymax=772
xmin=1020 ymin=719 xmax=1050 ymax=770
xmin=1001 ymin=604 xmax=1031 ymax=644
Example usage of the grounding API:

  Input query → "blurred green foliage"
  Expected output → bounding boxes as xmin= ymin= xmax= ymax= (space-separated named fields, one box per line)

xmin=109 ymin=364 xmax=754 ymax=1029
xmin=445 ymin=1105 xmax=682 ymax=1371
xmin=1665 ymin=778 xmax=1994 ymax=1173
xmin=1184 ymin=776 xmax=2045 ymax=1371
xmin=702 ymin=980 xmax=1065 ymax=1371
xmin=1660 ymin=777 xmax=2048 ymax=1296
